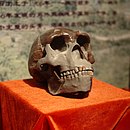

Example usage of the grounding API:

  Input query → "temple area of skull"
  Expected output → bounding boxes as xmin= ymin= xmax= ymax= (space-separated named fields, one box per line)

xmin=28 ymin=27 xmax=95 ymax=98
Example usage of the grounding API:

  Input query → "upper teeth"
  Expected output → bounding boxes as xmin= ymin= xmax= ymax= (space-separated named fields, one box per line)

xmin=60 ymin=67 xmax=93 ymax=81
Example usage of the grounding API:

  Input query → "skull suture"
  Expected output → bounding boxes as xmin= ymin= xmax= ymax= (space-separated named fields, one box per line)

xmin=28 ymin=27 xmax=95 ymax=97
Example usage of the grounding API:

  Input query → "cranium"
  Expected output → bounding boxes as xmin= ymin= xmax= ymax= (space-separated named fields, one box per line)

xmin=28 ymin=27 xmax=95 ymax=97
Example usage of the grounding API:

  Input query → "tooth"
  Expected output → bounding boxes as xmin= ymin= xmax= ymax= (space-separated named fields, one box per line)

xmin=63 ymin=72 xmax=66 ymax=76
xmin=66 ymin=71 xmax=70 ymax=75
xmin=81 ymin=71 xmax=85 ymax=75
xmin=79 ymin=71 xmax=82 ymax=77
xmin=72 ymin=70 xmax=75 ymax=74
xmin=71 ymin=75 xmax=75 ymax=79
xmin=87 ymin=71 xmax=93 ymax=76
xmin=82 ymin=66 xmax=86 ymax=71
xmin=84 ymin=71 xmax=88 ymax=76
xmin=67 ymin=75 xmax=71 ymax=79
xmin=60 ymin=77 xmax=64 ymax=81
xmin=61 ymin=73 xmax=63 ymax=77
xmin=70 ymin=70 xmax=73 ymax=75
xmin=75 ymin=73 xmax=78 ymax=78
xmin=86 ymin=68 xmax=93 ymax=71
xmin=79 ymin=67 xmax=82 ymax=71
xmin=85 ymin=68 xmax=88 ymax=71
xmin=75 ymin=67 xmax=79 ymax=72
xmin=64 ymin=76 xmax=67 ymax=80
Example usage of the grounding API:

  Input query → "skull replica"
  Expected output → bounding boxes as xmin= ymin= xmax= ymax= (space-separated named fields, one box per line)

xmin=28 ymin=27 xmax=95 ymax=97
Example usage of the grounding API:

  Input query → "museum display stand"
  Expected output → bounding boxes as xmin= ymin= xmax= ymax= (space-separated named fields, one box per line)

xmin=0 ymin=78 xmax=130 ymax=130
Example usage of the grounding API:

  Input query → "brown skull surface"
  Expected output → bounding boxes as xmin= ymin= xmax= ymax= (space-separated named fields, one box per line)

xmin=28 ymin=27 xmax=95 ymax=96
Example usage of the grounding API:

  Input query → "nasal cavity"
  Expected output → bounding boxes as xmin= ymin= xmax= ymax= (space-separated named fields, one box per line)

xmin=72 ymin=45 xmax=84 ymax=59
xmin=72 ymin=45 xmax=80 ymax=51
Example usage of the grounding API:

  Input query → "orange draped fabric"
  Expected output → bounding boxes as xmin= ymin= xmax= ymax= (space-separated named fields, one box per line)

xmin=0 ymin=78 xmax=130 ymax=130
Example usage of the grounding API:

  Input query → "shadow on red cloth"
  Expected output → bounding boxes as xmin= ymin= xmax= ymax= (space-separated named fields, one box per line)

xmin=23 ymin=78 xmax=48 ymax=89
xmin=122 ymin=88 xmax=130 ymax=92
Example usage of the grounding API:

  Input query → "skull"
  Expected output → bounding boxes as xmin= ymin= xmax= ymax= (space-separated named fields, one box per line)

xmin=28 ymin=27 xmax=95 ymax=96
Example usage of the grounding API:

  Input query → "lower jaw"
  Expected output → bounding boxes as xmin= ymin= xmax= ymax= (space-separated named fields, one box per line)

xmin=48 ymin=76 xmax=92 ymax=97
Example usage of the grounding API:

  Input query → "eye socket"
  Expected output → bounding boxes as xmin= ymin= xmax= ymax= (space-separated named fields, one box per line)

xmin=50 ymin=35 xmax=67 ymax=51
xmin=77 ymin=35 xmax=90 ymax=46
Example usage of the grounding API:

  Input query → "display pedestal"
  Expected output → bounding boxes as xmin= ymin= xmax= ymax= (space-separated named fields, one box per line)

xmin=0 ymin=78 xmax=130 ymax=130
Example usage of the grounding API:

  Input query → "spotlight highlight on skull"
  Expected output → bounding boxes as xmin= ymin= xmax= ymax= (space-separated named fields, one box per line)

xmin=28 ymin=27 xmax=95 ymax=97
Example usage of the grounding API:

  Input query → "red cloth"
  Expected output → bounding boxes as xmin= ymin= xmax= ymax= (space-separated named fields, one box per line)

xmin=0 ymin=78 xmax=130 ymax=130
